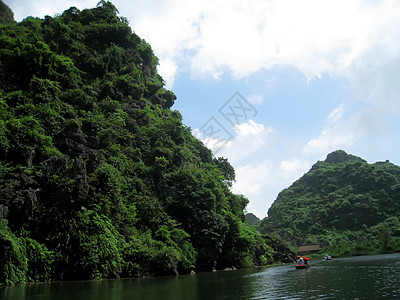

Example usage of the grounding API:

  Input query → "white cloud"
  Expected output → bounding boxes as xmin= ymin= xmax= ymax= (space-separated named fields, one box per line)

xmin=304 ymin=128 xmax=355 ymax=158
xmin=327 ymin=104 xmax=344 ymax=123
xmin=157 ymin=57 xmax=177 ymax=89
xmin=280 ymin=159 xmax=309 ymax=179
xmin=303 ymin=107 xmax=385 ymax=158
xmin=232 ymin=160 xmax=272 ymax=196
xmin=233 ymin=120 xmax=266 ymax=136
xmin=232 ymin=156 xmax=311 ymax=218
xmin=127 ymin=0 xmax=400 ymax=115
xmin=130 ymin=2 xmax=373 ymax=72
xmin=193 ymin=132 xmax=229 ymax=153
xmin=246 ymin=94 xmax=264 ymax=105
xmin=194 ymin=119 xmax=273 ymax=163
xmin=219 ymin=120 xmax=273 ymax=163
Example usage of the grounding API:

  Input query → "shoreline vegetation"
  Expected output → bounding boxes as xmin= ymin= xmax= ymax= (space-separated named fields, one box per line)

xmin=2 ymin=252 xmax=397 ymax=289
xmin=0 ymin=262 xmax=300 ymax=290
xmin=0 ymin=1 xmax=295 ymax=286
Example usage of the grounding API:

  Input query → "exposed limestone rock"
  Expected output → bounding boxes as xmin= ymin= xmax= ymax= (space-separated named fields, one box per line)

xmin=264 ymin=234 xmax=297 ymax=264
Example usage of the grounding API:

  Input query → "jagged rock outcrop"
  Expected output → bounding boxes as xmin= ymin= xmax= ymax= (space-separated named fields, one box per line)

xmin=0 ymin=169 xmax=39 ymax=227
xmin=263 ymin=235 xmax=297 ymax=264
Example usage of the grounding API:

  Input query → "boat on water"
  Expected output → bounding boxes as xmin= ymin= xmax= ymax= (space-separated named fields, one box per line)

xmin=295 ymin=264 xmax=310 ymax=269
xmin=295 ymin=256 xmax=310 ymax=269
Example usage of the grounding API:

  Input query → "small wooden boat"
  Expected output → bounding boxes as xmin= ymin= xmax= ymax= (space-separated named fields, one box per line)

xmin=295 ymin=264 xmax=310 ymax=269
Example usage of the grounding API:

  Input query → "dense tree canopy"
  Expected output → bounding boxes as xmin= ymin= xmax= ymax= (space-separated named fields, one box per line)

xmin=0 ymin=1 xmax=284 ymax=285
xmin=259 ymin=150 xmax=400 ymax=256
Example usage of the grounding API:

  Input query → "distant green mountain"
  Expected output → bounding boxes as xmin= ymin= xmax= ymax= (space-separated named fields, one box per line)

xmin=245 ymin=213 xmax=260 ymax=226
xmin=0 ymin=0 xmax=14 ymax=24
xmin=259 ymin=150 xmax=400 ymax=256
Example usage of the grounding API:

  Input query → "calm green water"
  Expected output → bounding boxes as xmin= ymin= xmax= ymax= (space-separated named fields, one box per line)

xmin=2 ymin=253 xmax=400 ymax=299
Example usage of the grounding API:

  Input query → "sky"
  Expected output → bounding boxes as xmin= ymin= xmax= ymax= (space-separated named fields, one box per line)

xmin=5 ymin=0 xmax=400 ymax=218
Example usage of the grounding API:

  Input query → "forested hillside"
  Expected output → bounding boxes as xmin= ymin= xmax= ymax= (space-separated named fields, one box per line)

xmin=0 ymin=0 xmax=14 ymax=24
xmin=245 ymin=213 xmax=260 ymax=226
xmin=260 ymin=150 xmax=400 ymax=256
xmin=0 ymin=1 xmax=289 ymax=285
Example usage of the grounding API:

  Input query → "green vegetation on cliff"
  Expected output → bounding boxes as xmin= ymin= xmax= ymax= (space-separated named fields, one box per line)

xmin=245 ymin=213 xmax=260 ymax=226
xmin=0 ymin=0 xmax=14 ymax=24
xmin=0 ymin=1 xmax=280 ymax=285
xmin=260 ymin=150 xmax=400 ymax=256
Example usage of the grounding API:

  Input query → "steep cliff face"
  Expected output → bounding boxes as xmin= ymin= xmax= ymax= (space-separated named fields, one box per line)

xmin=0 ymin=2 xmax=281 ymax=285
xmin=0 ymin=1 xmax=14 ymax=24
xmin=263 ymin=235 xmax=297 ymax=264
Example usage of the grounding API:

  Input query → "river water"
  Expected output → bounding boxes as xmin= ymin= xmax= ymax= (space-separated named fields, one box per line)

xmin=2 ymin=253 xmax=400 ymax=299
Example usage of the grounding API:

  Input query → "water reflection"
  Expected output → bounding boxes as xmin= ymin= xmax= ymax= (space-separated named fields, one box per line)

xmin=1 ymin=253 xmax=400 ymax=299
